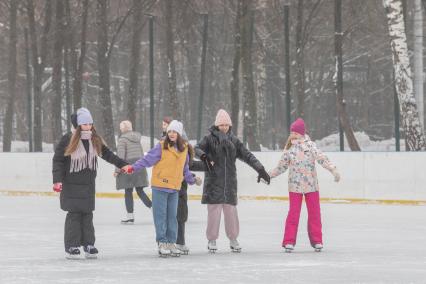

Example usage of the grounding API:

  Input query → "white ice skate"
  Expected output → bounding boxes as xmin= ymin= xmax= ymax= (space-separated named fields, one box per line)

xmin=283 ymin=244 xmax=294 ymax=253
xmin=208 ymin=240 xmax=217 ymax=253
xmin=168 ymin=243 xmax=181 ymax=257
xmin=176 ymin=244 xmax=189 ymax=255
xmin=65 ymin=247 xmax=81 ymax=260
xmin=158 ymin=242 xmax=171 ymax=257
xmin=121 ymin=213 xmax=134 ymax=225
xmin=313 ymin=243 xmax=323 ymax=252
xmin=230 ymin=239 xmax=241 ymax=253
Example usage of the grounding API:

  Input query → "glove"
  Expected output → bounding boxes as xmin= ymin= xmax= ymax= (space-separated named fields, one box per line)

xmin=53 ymin=182 xmax=62 ymax=193
xmin=121 ymin=165 xmax=134 ymax=174
xmin=194 ymin=176 xmax=202 ymax=186
xmin=200 ymin=154 xmax=213 ymax=172
xmin=257 ymin=168 xmax=271 ymax=185
xmin=332 ymin=169 xmax=340 ymax=182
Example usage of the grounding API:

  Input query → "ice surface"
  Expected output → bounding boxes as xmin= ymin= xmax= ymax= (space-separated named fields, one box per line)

xmin=0 ymin=196 xmax=425 ymax=283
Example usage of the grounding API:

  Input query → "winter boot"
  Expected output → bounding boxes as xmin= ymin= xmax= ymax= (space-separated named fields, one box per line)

xmin=283 ymin=244 xmax=294 ymax=253
xmin=121 ymin=213 xmax=134 ymax=225
xmin=230 ymin=239 xmax=241 ymax=253
xmin=158 ymin=242 xmax=171 ymax=257
xmin=84 ymin=245 xmax=98 ymax=259
xmin=176 ymin=244 xmax=189 ymax=255
xmin=65 ymin=247 xmax=81 ymax=260
xmin=208 ymin=240 xmax=217 ymax=253
xmin=168 ymin=243 xmax=181 ymax=257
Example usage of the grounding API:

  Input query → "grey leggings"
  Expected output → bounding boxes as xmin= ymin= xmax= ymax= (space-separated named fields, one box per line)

xmin=125 ymin=187 xmax=152 ymax=213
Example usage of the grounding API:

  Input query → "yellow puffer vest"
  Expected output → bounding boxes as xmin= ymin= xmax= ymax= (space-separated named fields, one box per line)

xmin=151 ymin=141 xmax=188 ymax=190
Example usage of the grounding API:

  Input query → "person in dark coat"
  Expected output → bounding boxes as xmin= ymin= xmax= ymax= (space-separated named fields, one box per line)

xmin=115 ymin=120 xmax=151 ymax=224
xmin=195 ymin=109 xmax=270 ymax=252
xmin=52 ymin=108 xmax=129 ymax=259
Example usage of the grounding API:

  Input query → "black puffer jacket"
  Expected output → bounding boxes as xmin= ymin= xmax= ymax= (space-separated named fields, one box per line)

xmin=52 ymin=133 xmax=127 ymax=213
xmin=195 ymin=126 xmax=264 ymax=205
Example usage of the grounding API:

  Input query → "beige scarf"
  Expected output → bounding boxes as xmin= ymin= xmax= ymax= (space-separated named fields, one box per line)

xmin=70 ymin=130 xmax=98 ymax=173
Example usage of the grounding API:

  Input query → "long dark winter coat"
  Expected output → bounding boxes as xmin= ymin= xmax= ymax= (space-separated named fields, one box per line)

xmin=52 ymin=133 xmax=127 ymax=213
xmin=115 ymin=131 xmax=149 ymax=190
xmin=195 ymin=126 xmax=264 ymax=205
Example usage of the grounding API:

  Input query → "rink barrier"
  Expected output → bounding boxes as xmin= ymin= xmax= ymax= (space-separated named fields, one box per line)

xmin=1 ymin=190 xmax=425 ymax=206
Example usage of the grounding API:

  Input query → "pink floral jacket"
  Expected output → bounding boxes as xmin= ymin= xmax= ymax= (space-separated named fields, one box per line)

xmin=268 ymin=137 xmax=336 ymax=194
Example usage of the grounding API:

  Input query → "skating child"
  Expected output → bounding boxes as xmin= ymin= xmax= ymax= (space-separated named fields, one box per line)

xmin=52 ymin=108 xmax=129 ymax=259
xmin=268 ymin=118 xmax=340 ymax=252
xmin=126 ymin=120 xmax=202 ymax=257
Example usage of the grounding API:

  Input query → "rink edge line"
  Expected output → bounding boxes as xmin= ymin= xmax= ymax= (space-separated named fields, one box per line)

xmin=0 ymin=190 xmax=425 ymax=206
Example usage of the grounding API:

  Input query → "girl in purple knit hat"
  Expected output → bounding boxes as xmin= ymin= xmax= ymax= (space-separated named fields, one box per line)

xmin=267 ymin=118 xmax=341 ymax=252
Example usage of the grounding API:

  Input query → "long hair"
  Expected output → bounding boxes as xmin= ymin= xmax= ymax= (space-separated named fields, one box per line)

xmin=163 ymin=133 xmax=186 ymax=152
xmin=65 ymin=126 xmax=105 ymax=156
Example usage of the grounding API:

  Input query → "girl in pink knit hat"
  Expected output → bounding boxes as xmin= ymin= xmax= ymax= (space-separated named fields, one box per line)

xmin=267 ymin=118 xmax=340 ymax=252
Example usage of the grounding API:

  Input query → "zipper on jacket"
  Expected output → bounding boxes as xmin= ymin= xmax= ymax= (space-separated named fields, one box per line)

xmin=224 ymin=157 xmax=227 ymax=203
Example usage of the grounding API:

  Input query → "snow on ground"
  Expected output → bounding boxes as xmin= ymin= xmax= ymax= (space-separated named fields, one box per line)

xmin=0 ymin=132 xmax=405 ymax=153
xmin=0 ymin=195 xmax=425 ymax=283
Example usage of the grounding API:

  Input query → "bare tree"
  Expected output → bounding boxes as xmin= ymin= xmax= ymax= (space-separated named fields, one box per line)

xmin=240 ymin=0 xmax=260 ymax=151
xmin=165 ymin=0 xmax=179 ymax=118
xmin=51 ymin=0 xmax=65 ymax=145
xmin=383 ymin=0 xmax=426 ymax=150
xmin=27 ymin=0 xmax=52 ymax=152
xmin=2 ymin=0 xmax=18 ymax=152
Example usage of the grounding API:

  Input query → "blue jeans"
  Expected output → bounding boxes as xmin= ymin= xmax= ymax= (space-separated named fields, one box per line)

xmin=152 ymin=188 xmax=179 ymax=243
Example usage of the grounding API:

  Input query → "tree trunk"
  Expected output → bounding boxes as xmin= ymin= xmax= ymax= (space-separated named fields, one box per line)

xmin=240 ymin=1 xmax=260 ymax=151
xmin=295 ymin=0 xmax=305 ymax=119
xmin=128 ymin=0 xmax=143 ymax=127
xmin=3 ymin=0 xmax=18 ymax=152
xmin=230 ymin=0 xmax=243 ymax=136
xmin=383 ymin=0 xmax=426 ymax=150
xmin=27 ymin=0 xmax=52 ymax=152
xmin=165 ymin=0 xmax=179 ymax=119
xmin=52 ymin=0 xmax=65 ymax=146
xmin=334 ymin=0 xmax=360 ymax=151
xmin=73 ymin=0 xmax=89 ymax=110
xmin=96 ymin=0 xmax=116 ymax=150
xmin=414 ymin=0 xmax=424 ymax=128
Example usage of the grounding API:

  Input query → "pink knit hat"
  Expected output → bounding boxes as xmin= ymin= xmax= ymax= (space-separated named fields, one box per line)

xmin=215 ymin=109 xmax=232 ymax=126
xmin=290 ymin=118 xmax=305 ymax=136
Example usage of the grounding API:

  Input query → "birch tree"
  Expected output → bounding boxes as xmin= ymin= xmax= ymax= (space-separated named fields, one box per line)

xmin=383 ymin=0 xmax=426 ymax=150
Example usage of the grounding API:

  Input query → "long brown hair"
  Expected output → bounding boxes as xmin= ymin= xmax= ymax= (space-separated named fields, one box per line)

xmin=65 ymin=126 xmax=105 ymax=156
xmin=163 ymin=133 xmax=186 ymax=152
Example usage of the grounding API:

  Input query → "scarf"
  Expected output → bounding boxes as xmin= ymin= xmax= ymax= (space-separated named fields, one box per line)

xmin=70 ymin=130 xmax=98 ymax=173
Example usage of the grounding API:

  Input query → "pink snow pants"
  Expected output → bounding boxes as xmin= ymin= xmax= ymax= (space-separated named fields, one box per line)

xmin=283 ymin=191 xmax=323 ymax=246
xmin=206 ymin=204 xmax=239 ymax=241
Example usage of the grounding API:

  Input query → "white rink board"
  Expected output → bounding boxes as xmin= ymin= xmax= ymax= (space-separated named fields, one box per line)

xmin=1 ymin=152 xmax=426 ymax=201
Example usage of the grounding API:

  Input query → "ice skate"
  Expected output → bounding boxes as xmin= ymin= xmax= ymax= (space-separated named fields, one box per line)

xmin=230 ymin=239 xmax=241 ymax=253
xmin=313 ymin=243 xmax=323 ymax=252
xmin=84 ymin=245 xmax=98 ymax=259
xmin=65 ymin=247 xmax=81 ymax=260
xmin=176 ymin=244 xmax=189 ymax=255
xmin=283 ymin=244 xmax=294 ymax=253
xmin=207 ymin=240 xmax=217 ymax=253
xmin=121 ymin=213 xmax=134 ymax=225
xmin=168 ymin=243 xmax=181 ymax=257
xmin=158 ymin=242 xmax=171 ymax=257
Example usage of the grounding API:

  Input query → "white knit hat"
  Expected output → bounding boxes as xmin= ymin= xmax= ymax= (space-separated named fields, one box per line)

xmin=166 ymin=120 xmax=183 ymax=136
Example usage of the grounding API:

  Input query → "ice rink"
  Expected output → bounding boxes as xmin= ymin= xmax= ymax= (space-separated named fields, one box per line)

xmin=0 ymin=195 xmax=425 ymax=283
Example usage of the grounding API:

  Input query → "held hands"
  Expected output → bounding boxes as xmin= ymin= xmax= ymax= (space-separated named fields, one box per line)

xmin=53 ymin=182 xmax=62 ymax=192
xmin=121 ymin=165 xmax=134 ymax=174
xmin=194 ymin=176 xmax=203 ymax=186
xmin=257 ymin=168 xmax=271 ymax=185
xmin=332 ymin=169 xmax=341 ymax=182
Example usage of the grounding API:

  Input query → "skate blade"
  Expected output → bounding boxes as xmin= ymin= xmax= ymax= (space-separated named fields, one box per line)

xmin=170 ymin=253 xmax=181 ymax=257
xmin=66 ymin=254 xmax=81 ymax=260
xmin=208 ymin=249 xmax=217 ymax=254
xmin=120 ymin=221 xmax=134 ymax=225
xmin=284 ymin=249 xmax=293 ymax=253
xmin=85 ymin=253 xmax=98 ymax=259
xmin=315 ymin=248 xmax=322 ymax=252
xmin=179 ymin=250 xmax=189 ymax=255
xmin=231 ymin=248 xmax=241 ymax=253
xmin=158 ymin=253 xmax=170 ymax=258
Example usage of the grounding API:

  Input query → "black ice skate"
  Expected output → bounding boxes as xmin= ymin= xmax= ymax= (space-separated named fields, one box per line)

xmin=65 ymin=247 xmax=81 ymax=260
xmin=84 ymin=245 xmax=98 ymax=259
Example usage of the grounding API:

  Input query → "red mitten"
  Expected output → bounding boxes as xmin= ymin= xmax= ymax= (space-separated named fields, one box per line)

xmin=53 ymin=183 xmax=62 ymax=192
xmin=124 ymin=165 xmax=134 ymax=174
